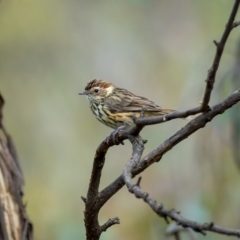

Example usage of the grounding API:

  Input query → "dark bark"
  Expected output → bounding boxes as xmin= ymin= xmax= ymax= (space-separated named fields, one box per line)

xmin=83 ymin=1 xmax=240 ymax=239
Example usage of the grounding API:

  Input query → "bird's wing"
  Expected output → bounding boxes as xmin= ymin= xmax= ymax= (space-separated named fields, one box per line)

xmin=105 ymin=89 xmax=164 ymax=113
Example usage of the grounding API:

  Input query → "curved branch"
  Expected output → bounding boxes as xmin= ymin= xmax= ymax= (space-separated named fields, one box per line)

xmin=83 ymin=1 xmax=240 ymax=239
xmin=83 ymin=122 xmax=143 ymax=239
xmin=83 ymin=141 xmax=113 ymax=239
xmin=122 ymin=133 xmax=240 ymax=237
xmin=125 ymin=180 xmax=240 ymax=237
xmin=122 ymin=135 xmax=145 ymax=192
xmin=200 ymin=0 xmax=240 ymax=110
xmin=133 ymin=0 xmax=240 ymax=127
xmin=100 ymin=217 xmax=120 ymax=232
xmin=99 ymin=89 xmax=240 ymax=207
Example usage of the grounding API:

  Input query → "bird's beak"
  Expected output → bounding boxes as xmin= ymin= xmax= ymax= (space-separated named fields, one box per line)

xmin=78 ymin=91 xmax=87 ymax=95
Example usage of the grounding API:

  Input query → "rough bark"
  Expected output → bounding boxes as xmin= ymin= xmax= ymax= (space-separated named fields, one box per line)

xmin=0 ymin=93 xmax=33 ymax=240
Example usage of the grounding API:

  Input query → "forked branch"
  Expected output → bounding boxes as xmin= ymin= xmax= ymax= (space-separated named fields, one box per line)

xmin=83 ymin=1 xmax=240 ymax=239
xmin=135 ymin=0 xmax=240 ymax=126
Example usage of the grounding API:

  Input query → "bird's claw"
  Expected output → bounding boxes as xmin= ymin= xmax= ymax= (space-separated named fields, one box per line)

xmin=106 ymin=129 xmax=124 ymax=145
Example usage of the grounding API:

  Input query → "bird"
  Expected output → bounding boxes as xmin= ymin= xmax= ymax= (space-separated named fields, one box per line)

xmin=79 ymin=79 xmax=175 ymax=133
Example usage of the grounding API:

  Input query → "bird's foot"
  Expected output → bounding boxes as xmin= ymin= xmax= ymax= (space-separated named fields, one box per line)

xmin=140 ymin=105 xmax=149 ymax=117
xmin=106 ymin=126 xmax=126 ymax=145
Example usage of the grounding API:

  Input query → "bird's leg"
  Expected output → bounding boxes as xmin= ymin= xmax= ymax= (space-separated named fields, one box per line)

xmin=106 ymin=125 xmax=126 ymax=145
xmin=140 ymin=106 xmax=149 ymax=117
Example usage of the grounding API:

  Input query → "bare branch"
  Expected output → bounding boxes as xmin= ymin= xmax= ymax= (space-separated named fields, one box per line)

xmin=136 ymin=176 xmax=142 ymax=187
xmin=100 ymin=217 xmax=120 ymax=232
xmin=122 ymin=132 xmax=240 ymax=237
xmin=99 ymin=89 xmax=240 ymax=207
xmin=166 ymin=223 xmax=198 ymax=240
xmin=122 ymin=135 xmax=145 ymax=192
xmin=200 ymin=0 xmax=240 ymax=110
xmin=232 ymin=20 xmax=240 ymax=29
xmin=83 ymin=123 xmax=143 ymax=239
xmin=213 ymin=40 xmax=219 ymax=47
xmin=83 ymin=1 xmax=240 ymax=239
xmin=123 ymin=168 xmax=240 ymax=237
xmin=81 ymin=196 xmax=86 ymax=203
xmin=133 ymin=0 xmax=240 ymax=128
xmin=83 ymin=141 xmax=111 ymax=239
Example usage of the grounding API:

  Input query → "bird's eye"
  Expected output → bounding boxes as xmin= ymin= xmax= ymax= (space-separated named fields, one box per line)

xmin=94 ymin=88 xmax=99 ymax=93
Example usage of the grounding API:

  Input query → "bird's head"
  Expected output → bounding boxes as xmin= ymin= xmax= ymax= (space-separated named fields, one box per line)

xmin=79 ymin=79 xmax=115 ymax=102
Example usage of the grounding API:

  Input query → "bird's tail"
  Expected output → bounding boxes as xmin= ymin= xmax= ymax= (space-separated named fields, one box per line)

xmin=148 ymin=109 xmax=192 ymax=121
xmin=159 ymin=109 xmax=175 ymax=115
xmin=145 ymin=108 xmax=175 ymax=117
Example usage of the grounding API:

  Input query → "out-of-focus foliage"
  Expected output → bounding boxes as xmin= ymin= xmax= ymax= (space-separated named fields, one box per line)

xmin=1 ymin=0 xmax=240 ymax=239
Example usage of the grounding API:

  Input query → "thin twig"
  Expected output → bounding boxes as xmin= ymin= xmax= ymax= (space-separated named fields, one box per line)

xmin=200 ymin=0 xmax=240 ymax=110
xmin=99 ymin=89 xmax=240 ymax=208
xmin=123 ymin=172 xmax=240 ymax=237
xmin=232 ymin=20 xmax=240 ymax=29
xmin=100 ymin=217 xmax=120 ymax=232
xmin=134 ymin=0 xmax=240 ymax=127
xmin=98 ymin=90 xmax=240 ymax=237
xmin=83 ymin=1 xmax=240 ymax=239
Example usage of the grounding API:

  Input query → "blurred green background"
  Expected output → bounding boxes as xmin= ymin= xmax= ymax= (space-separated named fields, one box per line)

xmin=1 ymin=0 xmax=240 ymax=239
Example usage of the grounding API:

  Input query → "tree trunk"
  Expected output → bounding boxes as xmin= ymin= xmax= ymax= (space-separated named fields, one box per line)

xmin=0 ymin=93 xmax=33 ymax=240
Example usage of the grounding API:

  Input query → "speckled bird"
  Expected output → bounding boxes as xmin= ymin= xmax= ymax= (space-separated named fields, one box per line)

xmin=79 ymin=79 xmax=175 ymax=131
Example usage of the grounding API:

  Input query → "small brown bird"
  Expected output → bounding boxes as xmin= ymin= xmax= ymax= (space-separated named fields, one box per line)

xmin=79 ymin=79 xmax=175 ymax=132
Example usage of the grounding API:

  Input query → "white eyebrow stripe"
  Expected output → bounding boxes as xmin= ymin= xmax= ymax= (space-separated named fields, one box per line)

xmin=105 ymin=86 xmax=114 ymax=96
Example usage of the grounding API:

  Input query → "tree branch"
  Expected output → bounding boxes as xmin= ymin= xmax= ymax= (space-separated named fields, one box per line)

xmin=122 ymin=135 xmax=145 ymax=193
xmin=83 ymin=1 xmax=240 ymax=239
xmin=232 ymin=20 xmax=240 ymax=29
xmin=133 ymin=0 xmax=240 ymax=127
xmin=123 ymin=181 xmax=240 ymax=237
xmin=83 ymin=124 xmax=143 ymax=239
xmin=99 ymin=89 xmax=240 ymax=207
xmin=200 ymin=0 xmax=240 ymax=110
xmin=122 ymin=133 xmax=240 ymax=237
xmin=100 ymin=217 xmax=120 ymax=232
xmin=83 ymin=141 xmax=112 ymax=239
